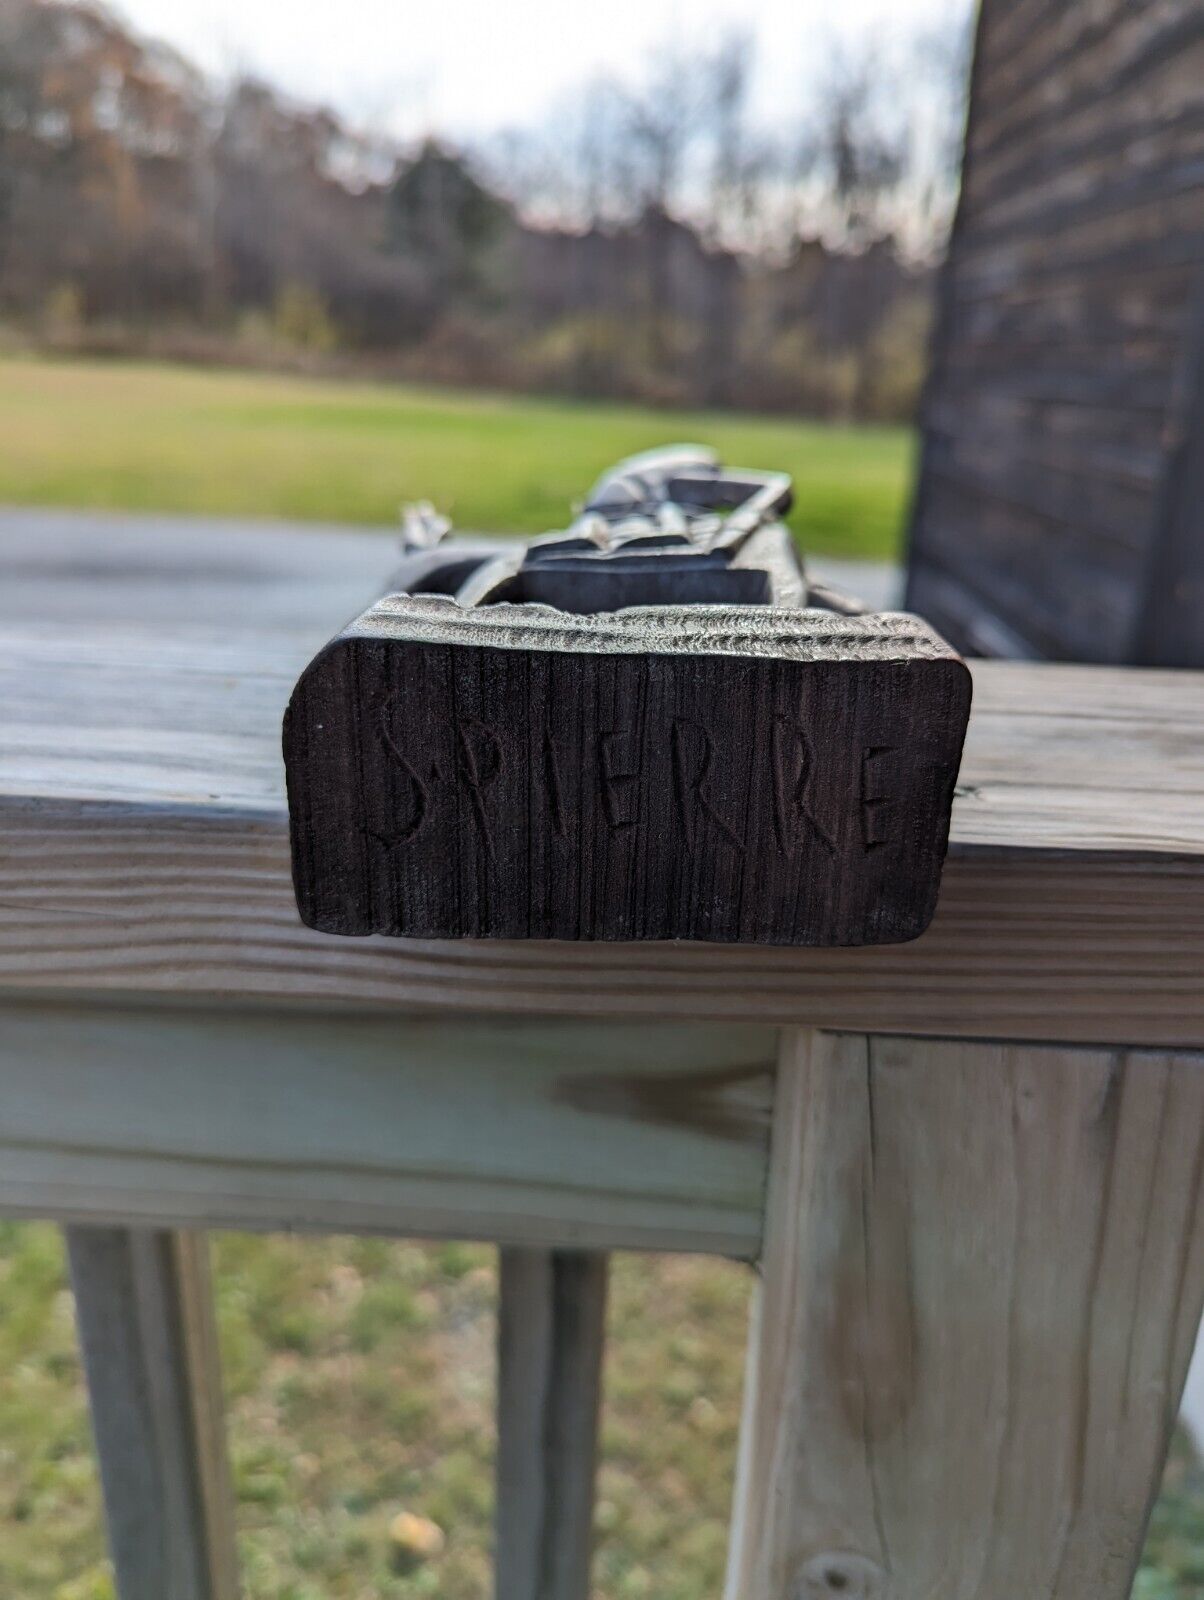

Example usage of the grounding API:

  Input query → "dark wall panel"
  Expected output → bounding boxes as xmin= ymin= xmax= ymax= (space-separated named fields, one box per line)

xmin=907 ymin=0 xmax=1204 ymax=665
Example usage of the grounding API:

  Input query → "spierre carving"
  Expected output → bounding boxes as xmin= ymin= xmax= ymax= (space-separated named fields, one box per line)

xmin=284 ymin=447 xmax=971 ymax=945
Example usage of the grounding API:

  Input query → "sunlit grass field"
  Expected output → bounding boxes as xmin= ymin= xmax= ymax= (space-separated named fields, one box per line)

xmin=0 ymin=356 xmax=912 ymax=560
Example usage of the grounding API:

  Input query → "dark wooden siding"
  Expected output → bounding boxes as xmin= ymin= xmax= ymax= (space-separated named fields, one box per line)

xmin=906 ymin=0 xmax=1204 ymax=665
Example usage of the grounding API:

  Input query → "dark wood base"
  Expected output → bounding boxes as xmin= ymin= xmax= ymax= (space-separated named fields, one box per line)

xmin=284 ymin=598 xmax=970 ymax=945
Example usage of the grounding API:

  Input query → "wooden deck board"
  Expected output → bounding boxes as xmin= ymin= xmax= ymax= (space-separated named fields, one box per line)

xmin=2 ymin=510 xmax=1201 ymax=1046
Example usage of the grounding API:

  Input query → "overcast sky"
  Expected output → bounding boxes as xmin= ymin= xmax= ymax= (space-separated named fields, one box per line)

xmin=113 ymin=0 xmax=969 ymax=143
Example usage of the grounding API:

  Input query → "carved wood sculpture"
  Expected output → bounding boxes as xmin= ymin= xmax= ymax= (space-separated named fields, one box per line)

xmin=284 ymin=448 xmax=971 ymax=944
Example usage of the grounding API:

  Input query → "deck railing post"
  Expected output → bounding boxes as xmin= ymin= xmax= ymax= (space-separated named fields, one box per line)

xmin=66 ymin=1226 xmax=239 ymax=1600
xmin=495 ymin=1247 xmax=609 ymax=1600
xmin=725 ymin=1030 xmax=1204 ymax=1600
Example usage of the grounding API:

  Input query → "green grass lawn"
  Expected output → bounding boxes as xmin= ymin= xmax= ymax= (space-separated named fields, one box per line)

xmin=0 ymin=356 xmax=911 ymax=560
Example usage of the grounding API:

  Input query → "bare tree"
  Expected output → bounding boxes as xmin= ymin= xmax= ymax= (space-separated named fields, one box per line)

xmin=619 ymin=46 xmax=699 ymax=217
xmin=908 ymin=11 xmax=975 ymax=254
xmin=708 ymin=31 xmax=793 ymax=259
xmin=802 ymin=43 xmax=909 ymax=246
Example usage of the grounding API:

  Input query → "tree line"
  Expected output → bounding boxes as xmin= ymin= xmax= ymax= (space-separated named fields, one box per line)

xmin=0 ymin=0 xmax=970 ymax=419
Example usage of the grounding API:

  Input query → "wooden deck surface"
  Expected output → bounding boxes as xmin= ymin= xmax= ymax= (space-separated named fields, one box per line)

xmin=1 ymin=508 xmax=1201 ymax=1045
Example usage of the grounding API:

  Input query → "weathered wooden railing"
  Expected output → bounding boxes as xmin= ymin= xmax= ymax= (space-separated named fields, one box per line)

xmin=1 ymin=512 xmax=1202 ymax=1599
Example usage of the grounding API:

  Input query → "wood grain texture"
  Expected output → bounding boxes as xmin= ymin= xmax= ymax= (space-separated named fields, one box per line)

xmin=496 ymin=1249 xmax=607 ymax=1600
xmin=284 ymin=600 xmax=969 ymax=945
xmin=66 ymin=1226 xmax=238 ymax=1600
xmin=2 ymin=817 xmax=1199 ymax=1044
xmin=0 ymin=1002 xmax=775 ymax=1255
xmin=1 ymin=514 xmax=1202 ymax=1044
xmin=725 ymin=1031 xmax=1204 ymax=1600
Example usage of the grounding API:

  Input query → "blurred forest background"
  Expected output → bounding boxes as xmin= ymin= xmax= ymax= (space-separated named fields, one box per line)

xmin=0 ymin=0 xmax=967 ymax=421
